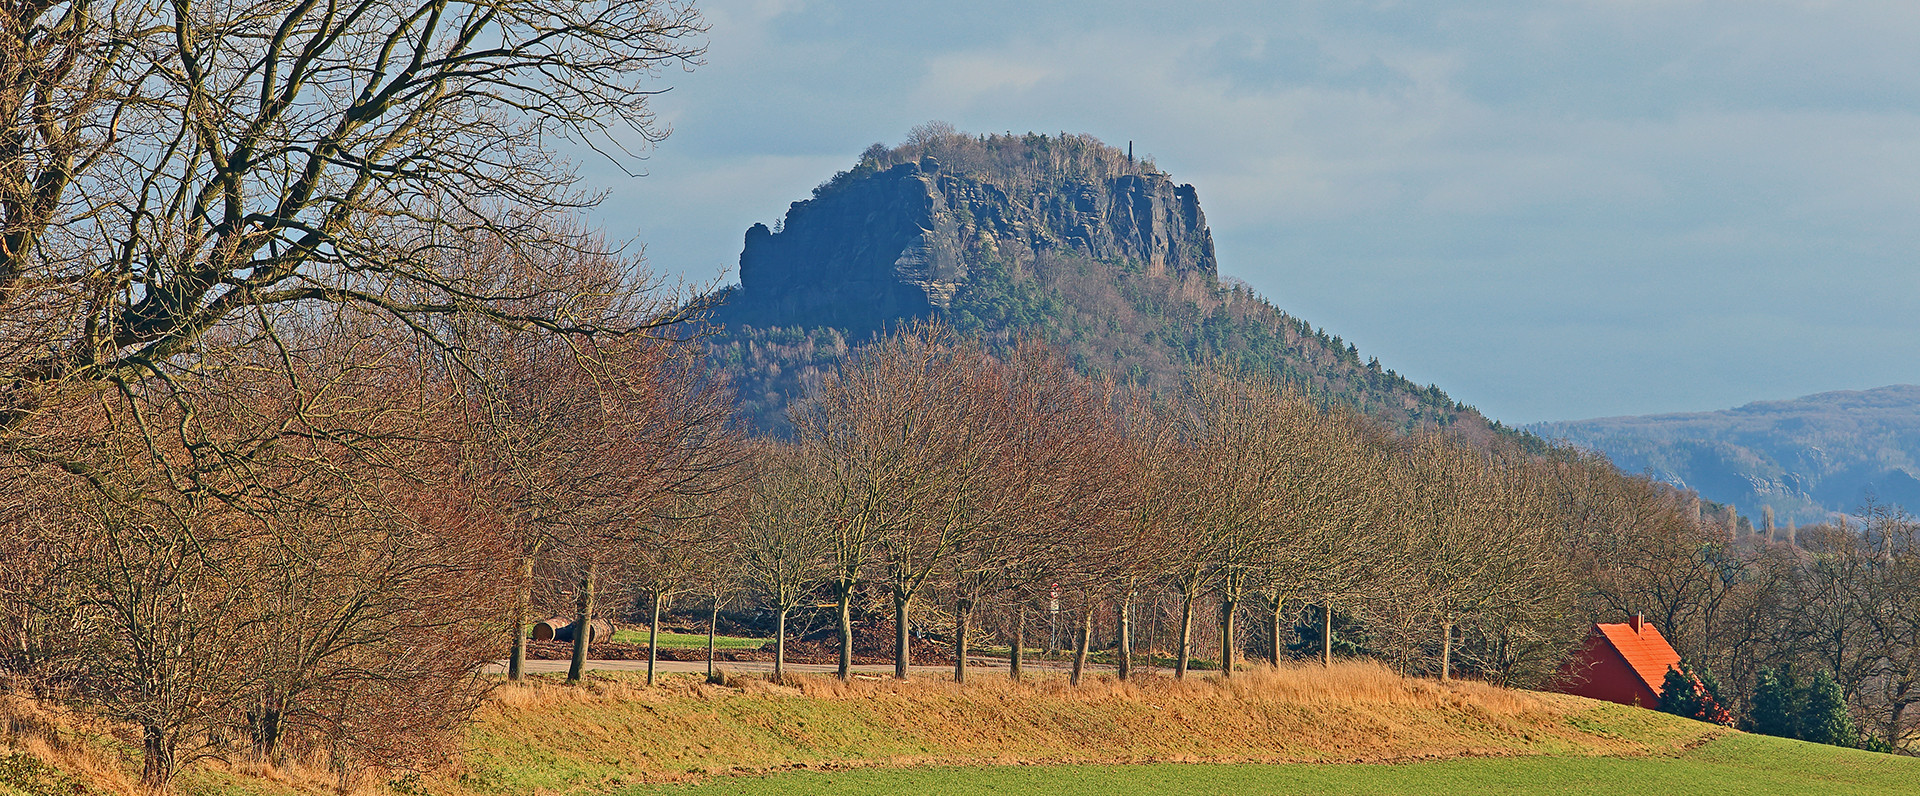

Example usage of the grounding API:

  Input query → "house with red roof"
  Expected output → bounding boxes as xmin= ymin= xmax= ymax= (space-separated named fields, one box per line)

xmin=1554 ymin=615 xmax=1682 ymax=708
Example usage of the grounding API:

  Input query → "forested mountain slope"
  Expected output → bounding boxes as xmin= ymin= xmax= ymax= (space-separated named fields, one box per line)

xmin=1527 ymin=385 xmax=1920 ymax=524
xmin=704 ymin=129 xmax=1502 ymax=438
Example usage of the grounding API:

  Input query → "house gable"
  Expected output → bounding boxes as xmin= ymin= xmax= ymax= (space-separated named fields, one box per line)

xmin=1555 ymin=616 xmax=1682 ymax=708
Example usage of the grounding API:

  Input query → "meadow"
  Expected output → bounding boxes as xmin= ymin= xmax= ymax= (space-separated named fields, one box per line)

xmin=621 ymin=733 xmax=1920 ymax=795
xmin=606 ymin=630 xmax=769 ymax=650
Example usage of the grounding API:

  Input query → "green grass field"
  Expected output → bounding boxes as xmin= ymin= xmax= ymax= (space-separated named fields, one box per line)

xmin=620 ymin=733 xmax=1920 ymax=796
xmin=607 ymin=629 xmax=767 ymax=649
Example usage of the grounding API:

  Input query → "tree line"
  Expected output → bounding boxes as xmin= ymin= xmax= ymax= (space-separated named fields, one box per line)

xmin=659 ymin=320 xmax=1920 ymax=756
xmin=9 ymin=304 xmax=1919 ymax=789
xmin=1626 ymin=500 xmax=1920 ymax=753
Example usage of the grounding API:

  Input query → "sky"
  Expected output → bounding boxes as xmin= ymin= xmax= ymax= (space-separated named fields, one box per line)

xmin=575 ymin=0 xmax=1920 ymax=425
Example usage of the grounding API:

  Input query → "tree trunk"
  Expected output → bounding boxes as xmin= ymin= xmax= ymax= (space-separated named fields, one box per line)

xmin=1440 ymin=620 xmax=1453 ymax=681
xmin=1321 ymin=599 xmax=1333 ymax=667
xmin=1219 ymin=594 xmax=1238 ymax=678
xmin=775 ymin=607 xmax=789 ymax=683
xmin=250 ymin=697 xmax=283 ymax=762
xmin=646 ymin=590 xmax=663 ymax=686
xmin=1010 ymin=608 xmax=1026 ymax=682
xmin=329 ymin=741 xmax=352 ymax=794
xmin=18 ymin=602 xmax=34 ymax=672
xmin=1176 ymin=590 xmax=1195 ymax=679
xmin=1116 ymin=594 xmax=1133 ymax=680
xmin=836 ymin=586 xmax=854 ymax=679
xmin=141 ymin=723 xmax=173 ymax=790
xmin=566 ymin=557 xmax=598 ymax=684
xmin=508 ymin=552 xmax=537 ymax=682
xmin=1070 ymin=602 xmax=1093 ymax=686
xmin=953 ymin=597 xmax=973 ymax=684
xmin=1268 ymin=595 xmax=1285 ymax=668
xmin=893 ymin=589 xmax=911 ymax=680
xmin=1146 ymin=595 xmax=1160 ymax=676
xmin=1884 ymin=695 xmax=1909 ymax=752
xmin=706 ymin=597 xmax=720 ymax=682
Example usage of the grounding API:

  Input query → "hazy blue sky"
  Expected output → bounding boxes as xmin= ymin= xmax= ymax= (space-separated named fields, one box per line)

xmin=579 ymin=0 xmax=1920 ymax=424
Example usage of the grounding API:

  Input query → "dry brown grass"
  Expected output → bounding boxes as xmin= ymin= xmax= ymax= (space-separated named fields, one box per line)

xmin=760 ymin=662 xmax=1636 ymax=765
xmin=2 ymin=663 xmax=1721 ymax=796
xmin=443 ymin=662 xmax=1720 ymax=796
xmin=2 ymin=691 xmax=426 ymax=796
xmin=0 ymin=692 xmax=140 ymax=795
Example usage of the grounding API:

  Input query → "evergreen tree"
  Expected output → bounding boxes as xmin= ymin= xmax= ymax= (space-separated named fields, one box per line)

xmin=1656 ymin=661 xmax=1734 ymax=725
xmin=1799 ymin=670 xmax=1860 ymax=748
xmin=1743 ymin=666 xmax=1802 ymax=739
xmin=1288 ymin=605 xmax=1371 ymax=659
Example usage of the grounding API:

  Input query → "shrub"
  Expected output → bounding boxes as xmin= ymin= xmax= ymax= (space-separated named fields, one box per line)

xmin=1656 ymin=661 xmax=1734 ymax=726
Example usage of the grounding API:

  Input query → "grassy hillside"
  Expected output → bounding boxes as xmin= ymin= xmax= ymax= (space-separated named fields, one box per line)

xmin=8 ymin=663 xmax=1914 ymax=795
xmin=447 ymin=663 xmax=1708 ymax=795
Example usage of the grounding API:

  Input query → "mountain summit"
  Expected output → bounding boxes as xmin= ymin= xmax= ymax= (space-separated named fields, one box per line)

xmin=707 ymin=128 xmax=1494 ymax=438
xmin=727 ymin=132 xmax=1216 ymax=337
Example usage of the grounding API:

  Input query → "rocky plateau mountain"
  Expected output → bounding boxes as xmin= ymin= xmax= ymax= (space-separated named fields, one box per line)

xmin=703 ymin=130 xmax=1499 ymax=439
xmin=728 ymin=147 xmax=1215 ymax=337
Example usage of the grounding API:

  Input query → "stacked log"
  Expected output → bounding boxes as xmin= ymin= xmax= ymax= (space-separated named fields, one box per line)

xmin=530 ymin=617 xmax=567 ymax=642
xmin=531 ymin=617 xmax=614 ymax=643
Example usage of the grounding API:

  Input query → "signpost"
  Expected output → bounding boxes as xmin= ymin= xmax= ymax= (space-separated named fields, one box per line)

xmin=1048 ymin=582 xmax=1061 ymax=656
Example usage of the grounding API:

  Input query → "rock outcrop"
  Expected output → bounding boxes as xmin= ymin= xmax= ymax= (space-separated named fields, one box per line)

xmin=705 ymin=131 xmax=1486 ymax=440
xmin=727 ymin=154 xmax=1217 ymax=335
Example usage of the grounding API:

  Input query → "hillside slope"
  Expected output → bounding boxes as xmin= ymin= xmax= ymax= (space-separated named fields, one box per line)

xmin=445 ymin=665 xmax=1710 ymax=793
xmin=704 ymin=130 xmax=1498 ymax=439
xmin=12 ymin=666 xmax=1917 ymax=795
xmin=1527 ymin=385 xmax=1920 ymax=525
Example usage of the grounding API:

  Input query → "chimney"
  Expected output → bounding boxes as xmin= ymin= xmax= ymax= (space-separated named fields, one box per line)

xmin=1630 ymin=614 xmax=1645 ymax=633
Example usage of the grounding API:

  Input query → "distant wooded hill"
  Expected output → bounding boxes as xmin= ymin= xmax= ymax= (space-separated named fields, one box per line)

xmin=702 ymin=128 xmax=1508 ymax=440
xmin=1527 ymin=385 xmax=1920 ymax=524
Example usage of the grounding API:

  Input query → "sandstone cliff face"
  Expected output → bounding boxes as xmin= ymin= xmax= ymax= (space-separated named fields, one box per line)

xmin=728 ymin=156 xmax=1217 ymax=334
xmin=707 ymin=134 xmax=1486 ymax=439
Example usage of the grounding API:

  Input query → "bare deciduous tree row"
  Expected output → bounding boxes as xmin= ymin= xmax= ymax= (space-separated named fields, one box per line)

xmin=705 ymin=323 xmax=1688 ymax=700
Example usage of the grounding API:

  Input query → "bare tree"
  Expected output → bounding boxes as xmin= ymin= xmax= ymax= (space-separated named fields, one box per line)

xmin=10 ymin=311 xmax=514 ymax=788
xmin=790 ymin=322 xmax=1005 ymax=679
xmin=1176 ymin=369 xmax=1303 ymax=679
xmin=734 ymin=444 xmax=829 ymax=682
xmin=1850 ymin=504 xmax=1920 ymax=750
xmin=0 ymin=0 xmax=707 ymax=456
xmin=945 ymin=341 xmax=1127 ymax=684
xmin=1095 ymin=386 xmax=1180 ymax=680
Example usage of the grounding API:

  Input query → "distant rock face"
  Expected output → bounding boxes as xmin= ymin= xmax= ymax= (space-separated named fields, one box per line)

xmin=1528 ymin=385 xmax=1920 ymax=524
xmin=730 ymin=157 xmax=1217 ymax=334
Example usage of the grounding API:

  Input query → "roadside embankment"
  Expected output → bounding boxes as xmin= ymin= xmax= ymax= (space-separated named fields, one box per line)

xmin=447 ymin=662 xmax=1718 ymax=795
xmin=2 ymin=662 xmax=1726 ymax=795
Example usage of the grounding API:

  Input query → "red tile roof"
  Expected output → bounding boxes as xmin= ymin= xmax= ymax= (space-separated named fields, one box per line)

xmin=1593 ymin=619 xmax=1681 ymax=695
